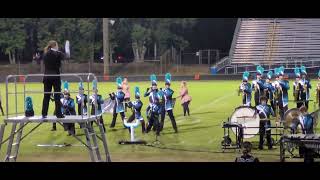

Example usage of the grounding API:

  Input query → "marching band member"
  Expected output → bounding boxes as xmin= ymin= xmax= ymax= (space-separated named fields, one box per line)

xmin=89 ymin=80 xmax=106 ymax=132
xmin=60 ymin=81 xmax=76 ymax=136
xmin=264 ymin=70 xmax=276 ymax=112
xmin=144 ymin=74 xmax=162 ymax=136
xmin=76 ymin=82 xmax=88 ymax=128
xmin=298 ymin=106 xmax=315 ymax=162
xmin=159 ymin=73 xmax=178 ymax=133
xmin=239 ymin=71 xmax=252 ymax=106
xmin=127 ymin=87 xmax=146 ymax=133
xmin=76 ymin=82 xmax=88 ymax=116
xmin=256 ymin=96 xmax=275 ymax=150
xmin=299 ymin=66 xmax=312 ymax=110
xmin=252 ymin=65 xmax=265 ymax=107
xmin=316 ymin=70 xmax=320 ymax=108
xmin=274 ymin=66 xmax=290 ymax=122
xmin=109 ymin=77 xmax=126 ymax=128
xmin=293 ymin=67 xmax=303 ymax=108
xmin=298 ymin=106 xmax=314 ymax=134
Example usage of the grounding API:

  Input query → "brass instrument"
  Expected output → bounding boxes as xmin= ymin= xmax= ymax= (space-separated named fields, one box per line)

xmin=300 ymin=79 xmax=307 ymax=93
xmin=273 ymin=80 xmax=282 ymax=101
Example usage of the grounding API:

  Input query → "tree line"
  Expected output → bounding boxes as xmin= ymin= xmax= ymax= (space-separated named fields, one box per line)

xmin=0 ymin=18 xmax=197 ymax=64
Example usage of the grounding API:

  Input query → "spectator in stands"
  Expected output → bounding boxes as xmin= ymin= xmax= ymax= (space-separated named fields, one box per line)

xmin=41 ymin=40 xmax=65 ymax=119
xmin=122 ymin=77 xmax=131 ymax=112
xmin=235 ymin=141 xmax=259 ymax=162
xmin=179 ymin=81 xmax=192 ymax=116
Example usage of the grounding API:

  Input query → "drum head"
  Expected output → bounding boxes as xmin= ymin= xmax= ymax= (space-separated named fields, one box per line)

xmin=230 ymin=106 xmax=260 ymax=139
xmin=283 ymin=108 xmax=302 ymax=130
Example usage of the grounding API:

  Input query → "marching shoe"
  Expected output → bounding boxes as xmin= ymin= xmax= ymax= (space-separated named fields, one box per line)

xmin=56 ymin=115 xmax=65 ymax=118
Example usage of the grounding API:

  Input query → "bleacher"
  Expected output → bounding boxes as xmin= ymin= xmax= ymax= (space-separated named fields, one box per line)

xmin=218 ymin=18 xmax=320 ymax=74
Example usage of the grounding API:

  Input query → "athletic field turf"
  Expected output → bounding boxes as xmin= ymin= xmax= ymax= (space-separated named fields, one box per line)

xmin=0 ymin=80 xmax=319 ymax=162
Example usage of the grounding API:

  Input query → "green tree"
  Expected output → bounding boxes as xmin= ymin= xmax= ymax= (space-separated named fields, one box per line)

xmin=0 ymin=18 xmax=27 ymax=64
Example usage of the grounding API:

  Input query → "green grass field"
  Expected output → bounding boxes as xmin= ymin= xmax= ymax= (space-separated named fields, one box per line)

xmin=0 ymin=80 xmax=319 ymax=162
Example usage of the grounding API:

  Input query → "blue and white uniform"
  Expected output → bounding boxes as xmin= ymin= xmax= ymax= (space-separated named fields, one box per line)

xmin=162 ymin=87 xmax=174 ymax=111
xmin=299 ymin=114 xmax=314 ymax=134
xmin=256 ymin=102 xmax=275 ymax=150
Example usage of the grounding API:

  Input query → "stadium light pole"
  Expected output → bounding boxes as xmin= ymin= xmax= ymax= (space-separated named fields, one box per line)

xmin=103 ymin=18 xmax=109 ymax=76
xmin=103 ymin=18 xmax=116 ymax=76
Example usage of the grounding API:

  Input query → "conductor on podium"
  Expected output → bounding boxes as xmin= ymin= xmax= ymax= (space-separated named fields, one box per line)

xmin=41 ymin=40 xmax=65 ymax=119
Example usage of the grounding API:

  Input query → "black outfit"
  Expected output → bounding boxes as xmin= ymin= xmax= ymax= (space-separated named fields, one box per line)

xmin=256 ymin=104 xmax=275 ymax=150
xmin=41 ymin=49 xmax=64 ymax=118
xmin=159 ymin=88 xmax=178 ymax=133
xmin=182 ymin=101 xmax=190 ymax=116
xmin=293 ymin=82 xmax=304 ymax=108
xmin=109 ymin=92 xmax=126 ymax=128
xmin=144 ymin=89 xmax=162 ymax=136
xmin=89 ymin=94 xmax=106 ymax=132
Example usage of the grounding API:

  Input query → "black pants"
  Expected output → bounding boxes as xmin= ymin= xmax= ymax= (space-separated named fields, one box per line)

xmin=278 ymin=103 xmax=288 ymax=122
xmin=297 ymin=102 xmax=303 ymax=108
xmin=42 ymin=76 xmax=63 ymax=117
xmin=160 ymin=109 xmax=178 ymax=132
xmin=63 ymin=123 xmax=75 ymax=135
xmin=267 ymin=99 xmax=276 ymax=114
xmin=124 ymin=98 xmax=130 ymax=112
xmin=259 ymin=120 xmax=272 ymax=149
xmin=146 ymin=112 xmax=160 ymax=136
xmin=182 ymin=101 xmax=190 ymax=116
xmin=110 ymin=110 xmax=125 ymax=128
xmin=0 ymin=100 xmax=4 ymax=115
xmin=254 ymin=93 xmax=260 ymax=107
xmin=128 ymin=112 xmax=146 ymax=133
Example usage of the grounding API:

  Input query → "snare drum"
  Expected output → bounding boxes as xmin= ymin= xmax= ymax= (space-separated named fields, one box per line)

xmin=230 ymin=106 xmax=260 ymax=139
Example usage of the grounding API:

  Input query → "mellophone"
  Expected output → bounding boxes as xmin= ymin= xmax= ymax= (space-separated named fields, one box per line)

xmin=280 ymin=134 xmax=320 ymax=162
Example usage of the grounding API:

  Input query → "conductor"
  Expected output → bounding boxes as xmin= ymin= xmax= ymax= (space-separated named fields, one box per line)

xmin=41 ymin=40 xmax=65 ymax=119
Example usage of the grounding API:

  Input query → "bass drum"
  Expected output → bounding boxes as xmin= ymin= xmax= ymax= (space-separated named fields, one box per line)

xmin=230 ymin=106 xmax=260 ymax=139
